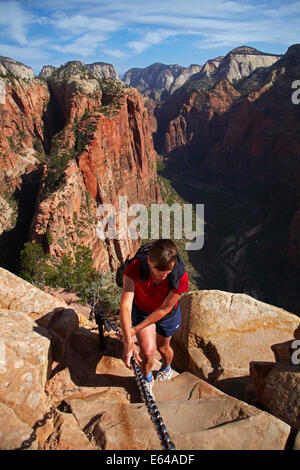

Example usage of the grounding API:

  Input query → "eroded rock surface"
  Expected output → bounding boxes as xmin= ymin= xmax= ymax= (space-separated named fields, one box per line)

xmin=0 ymin=271 xmax=296 ymax=450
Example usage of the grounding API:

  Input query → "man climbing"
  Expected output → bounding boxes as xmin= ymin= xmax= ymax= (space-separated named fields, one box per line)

xmin=120 ymin=239 xmax=189 ymax=398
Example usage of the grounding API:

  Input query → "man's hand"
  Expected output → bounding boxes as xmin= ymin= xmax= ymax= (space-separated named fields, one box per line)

xmin=116 ymin=329 xmax=123 ymax=340
xmin=123 ymin=341 xmax=142 ymax=369
xmin=130 ymin=327 xmax=137 ymax=337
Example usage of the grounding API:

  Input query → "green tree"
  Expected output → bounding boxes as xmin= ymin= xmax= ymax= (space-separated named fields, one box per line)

xmin=19 ymin=242 xmax=47 ymax=286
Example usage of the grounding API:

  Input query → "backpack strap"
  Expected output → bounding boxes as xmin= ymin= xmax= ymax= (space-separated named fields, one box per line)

xmin=168 ymin=255 xmax=186 ymax=290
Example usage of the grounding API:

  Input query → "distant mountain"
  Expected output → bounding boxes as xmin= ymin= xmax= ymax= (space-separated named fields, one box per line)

xmin=0 ymin=55 xmax=159 ymax=275
xmin=123 ymin=62 xmax=202 ymax=101
xmin=212 ymin=46 xmax=281 ymax=83
xmin=154 ymin=43 xmax=300 ymax=313
xmin=39 ymin=60 xmax=120 ymax=81
xmin=0 ymin=56 xmax=35 ymax=80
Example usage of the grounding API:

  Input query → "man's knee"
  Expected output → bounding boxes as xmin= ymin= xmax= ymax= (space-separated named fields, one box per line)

xmin=141 ymin=345 xmax=155 ymax=361
xmin=157 ymin=343 xmax=172 ymax=356
xmin=142 ymin=347 xmax=155 ymax=361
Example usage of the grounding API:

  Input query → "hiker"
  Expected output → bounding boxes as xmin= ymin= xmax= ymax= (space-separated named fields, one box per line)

xmin=119 ymin=239 xmax=189 ymax=397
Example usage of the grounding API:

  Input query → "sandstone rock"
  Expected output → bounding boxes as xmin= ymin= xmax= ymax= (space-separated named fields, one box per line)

xmin=0 ymin=195 xmax=15 ymax=233
xmin=155 ymin=45 xmax=300 ymax=317
xmin=66 ymin=391 xmax=290 ymax=450
xmin=259 ymin=360 xmax=300 ymax=429
xmin=0 ymin=267 xmax=91 ymax=328
xmin=213 ymin=46 xmax=281 ymax=83
xmin=294 ymin=325 xmax=300 ymax=340
xmin=198 ymin=56 xmax=224 ymax=78
xmin=249 ymin=361 xmax=276 ymax=403
xmin=172 ymin=408 xmax=289 ymax=450
xmin=0 ymin=71 xmax=49 ymax=270
xmin=0 ymin=402 xmax=38 ymax=450
xmin=154 ymin=371 xmax=224 ymax=403
xmin=44 ymin=411 xmax=96 ymax=450
xmin=38 ymin=65 xmax=56 ymax=80
xmin=0 ymin=309 xmax=53 ymax=449
xmin=45 ymin=60 xmax=119 ymax=84
xmin=123 ymin=62 xmax=202 ymax=102
xmin=29 ymin=63 xmax=161 ymax=272
xmin=172 ymin=290 xmax=299 ymax=382
xmin=169 ymin=65 xmax=203 ymax=94
xmin=271 ymin=340 xmax=295 ymax=362
xmin=0 ymin=56 xmax=35 ymax=80
xmin=46 ymin=329 xmax=141 ymax=406
xmin=86 ymin=62 xmax=120 ymax=80
xmin=67 ymin=398 xmax=162 ymax=449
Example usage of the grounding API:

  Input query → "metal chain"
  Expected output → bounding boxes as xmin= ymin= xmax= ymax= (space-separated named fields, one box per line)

xmin=94 ymin=308 xmax=176 ymax=450
xmin=15 ymin=407 xmax=54 ymax=450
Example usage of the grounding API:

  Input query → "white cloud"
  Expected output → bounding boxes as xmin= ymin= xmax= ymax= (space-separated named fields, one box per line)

xmin=194 ymin=16 xmax=300 ymax=50
xmin=0 ymin=0 xmax=299 ymax=73
xmin=128 ymin=29 xmax=180 ymax=54
xmin=0 ymin=41 xmax=50 ymax=67
xmin=51 ymin=13 xmax=121 ymax=34
xmin=49 ymin=32 xmax=108 ymax=57
xmin=102 ymin=48 xmax=128 ymax=59
xmin=0 ymin=1 xmax=31 ymax=45
xmin=46 ymin=13 xmax=123 ymax=58
xmin=265 ymin=1 xmax=300 ymax=18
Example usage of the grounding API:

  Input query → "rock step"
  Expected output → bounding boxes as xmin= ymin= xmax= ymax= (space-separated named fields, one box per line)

xmin=65 ymin=385 xmax=290 ymax=450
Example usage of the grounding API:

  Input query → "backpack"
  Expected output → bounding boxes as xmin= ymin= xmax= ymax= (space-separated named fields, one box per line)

xmin=115 ymin=242 xmax=185 ymax=290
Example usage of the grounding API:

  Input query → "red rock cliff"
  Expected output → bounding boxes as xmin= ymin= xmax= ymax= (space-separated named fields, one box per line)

xmin=156 ymin=45 xmax=300 ymax=264
xmin=28 ymin=65 xmax=161 ymax=272
xmin=0 ymin=70 xmax=50 ymax=271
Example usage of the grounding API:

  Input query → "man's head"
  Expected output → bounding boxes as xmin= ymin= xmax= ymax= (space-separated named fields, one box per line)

xmin=147 ymin=239 xmax=177 ymax=281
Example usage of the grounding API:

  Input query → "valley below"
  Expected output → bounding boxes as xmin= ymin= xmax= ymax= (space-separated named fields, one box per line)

xmin=158 ymin=158 xmax=300 ymax=316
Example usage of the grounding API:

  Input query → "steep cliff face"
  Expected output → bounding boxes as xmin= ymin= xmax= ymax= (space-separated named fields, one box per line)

xmin=29 ymin=61 xmax=160 ymax=272
xmin=0 ymin=60 xmax=50 ymax=271
xmin=212 ymin=46 xmax=281 ymax=82
xmin=154 ymin=44 xmax=300 ymax=313
xmin=123 ymin=62 xmax=202 ymax=102
xmin=0 ymin=58 xmax=160 ymax=273
xmin=0 ymin=56 xmax=35 ymax=80
xmin=39 ymin=60 xmax=120 ymax=81
xmin=158 ymin=45 xmax=299 ymax=197
xmin=197 ymin=56 xmax=224 ymax=79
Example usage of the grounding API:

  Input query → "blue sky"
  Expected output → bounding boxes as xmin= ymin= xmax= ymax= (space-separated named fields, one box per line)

xmin=0 ymin=0 xmax=299 ymax=77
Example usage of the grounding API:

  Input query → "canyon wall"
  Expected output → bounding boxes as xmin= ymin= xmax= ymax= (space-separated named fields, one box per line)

xmin=156 ymin=45 xmax=300 ymax=262
xmin=0 ymin=58 xmax=161 ymax=274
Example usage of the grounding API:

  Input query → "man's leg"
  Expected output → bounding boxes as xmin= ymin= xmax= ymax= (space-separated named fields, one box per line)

xmin=156 ymin=334 xmax=173 ymax=369
xmin=136 ymin=323 xmax=156 ymax=377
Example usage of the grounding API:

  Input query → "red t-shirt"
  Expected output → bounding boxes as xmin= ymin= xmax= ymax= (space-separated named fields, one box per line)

xmin=124 ymin=259 xmax=189 ymax=314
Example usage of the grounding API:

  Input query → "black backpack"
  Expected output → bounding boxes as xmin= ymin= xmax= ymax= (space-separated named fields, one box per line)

xmin=115 ymin=242 xmax=185 ymax=290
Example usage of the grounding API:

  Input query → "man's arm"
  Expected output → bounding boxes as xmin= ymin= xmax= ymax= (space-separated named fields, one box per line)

xmin=131 ymin=290 xmax=181 ymax=336
xmin=120 ymin=275 xmax=141 ymax=368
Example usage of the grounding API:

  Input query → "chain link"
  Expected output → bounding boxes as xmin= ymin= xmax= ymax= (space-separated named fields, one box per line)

xmin=15 ymin=308 xmax=175 ymax=451
xmin=15 ymin=407 xmax=54 ymax=450
xmin=94 ymin=308 xmax=175 ymax=450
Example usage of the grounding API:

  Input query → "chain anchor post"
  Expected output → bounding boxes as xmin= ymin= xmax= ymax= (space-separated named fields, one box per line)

xmin=94 ymin=308 xmax=106 ymax=350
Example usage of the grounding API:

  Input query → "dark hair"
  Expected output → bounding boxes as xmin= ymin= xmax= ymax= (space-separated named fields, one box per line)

xmin=148 ymin=239 xmax=178 ymax=271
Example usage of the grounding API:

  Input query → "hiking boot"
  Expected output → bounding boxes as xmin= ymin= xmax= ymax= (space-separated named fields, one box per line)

xmin=143 ymin=376 xmax=155 ymax=400
xmin=156 ymin=367 xmax=173 ymax=382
